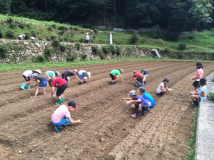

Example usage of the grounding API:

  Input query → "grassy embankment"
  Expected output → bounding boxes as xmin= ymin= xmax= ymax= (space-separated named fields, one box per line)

xmin=0 ymin=14 xmax=214 ymax=55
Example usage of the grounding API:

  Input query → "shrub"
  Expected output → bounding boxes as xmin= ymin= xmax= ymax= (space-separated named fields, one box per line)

xmin=94 ymin=29 xmax=98 ymax=34
xmin=92 ymin=36 xmax=96 ymax=39
xmin=52 ymin=38 xmax=60 ymax=47
xmin=164 ymin=47 xmax=170 ymax=53
xmin=75 ymin=42 xmax=81 ymax=50
xmin=59 ymin=30 xmax=65 ymax=35
xmin=81 ymin=54 xmax=88 ymax=61
xmin=59 ymin=38 xmax=63 ymax=42
xmin=18 ymin=23 xmax=26 ymax=29
xmin=177 ymin=53 xmax=184 ymax=59
xmin=79 ymin=38 xmax=84 ymax=43
xmin=59 ymin=44 xmax=66 ymax=52
xmin=52 ymin=24 xmax=56 ymax=28
xmin=178 ymin=43 xmax=186 ymax=50
xmin=58 ymin=26 xmax=67 ymax=30
xmin=207 ymin=92 xmax=214 ymax=102
xmin=9 ymin=22 xmax=17 ymax=29
xmin=66 ymin=54 xmax=76 ymax=62
xmin=102 ymin=45 xmax=111 ymax=54
xmin=36 ymin=55 xmax=45 ymax=62
xmin=0 ymin=44 xmax=9 ymax=58
xmin=109 ymin=45 xmax=116 ymax=55
xmin=44 ymin=48 xmax=52 ymax=59
xmin=100 ymin=54 xmax=105 ymax=60
xmin=31 ymin=30 xmax=36 ymax=37
xmin=48 ymin=26 xmax=54 ymax=31
xmin=131 ymin=31 xmax=140 ymax=44
xmin=5 ymin=30 xmax=15 ymax=39
xmin=51 ymin=35 xmax=57 ymax=40
xmin=116 ymin=45 xmax=122 ymax=56
xmin=68 ymin=38 xmax=74 ymax=43
xmin=7 ymin=17 xmax=13 ymax=24
xmin=24 ymin=32 xmax=31 ymax=40
xmin=74 ymin=27 xmax=79 ymax=31
xmin=152 ymin=25 xmax=162 ymax=39
xmin=70 ymin=31 xmax=74 ymax=37
xmin=92 ymin=46 xmax=98 ymax=54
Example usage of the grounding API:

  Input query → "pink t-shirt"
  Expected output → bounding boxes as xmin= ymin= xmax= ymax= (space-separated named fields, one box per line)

xmin=195 ymin=69 xmax=203 ymax=81
xmin=51 ymin=105 xmax=71 ymax=123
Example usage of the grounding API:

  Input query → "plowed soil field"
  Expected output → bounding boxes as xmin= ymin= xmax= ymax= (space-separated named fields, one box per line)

xmin=0 ymin=61 xmax=213 ymax=160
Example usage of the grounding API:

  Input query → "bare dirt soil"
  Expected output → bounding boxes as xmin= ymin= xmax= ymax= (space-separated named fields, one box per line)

xmin=0 ymin=61 xmax=213 ymax=160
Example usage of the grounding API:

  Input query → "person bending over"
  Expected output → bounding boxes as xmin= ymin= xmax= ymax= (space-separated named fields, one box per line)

xmin=128 ymin=70 xmax=144 ymax=87
xmin=110 ymin=68 xmax=124 ymax=85
xmin=31 ymin=74 xmax=48 ymax=98
xmin=62 ymin=70 xmax=82 ymax=83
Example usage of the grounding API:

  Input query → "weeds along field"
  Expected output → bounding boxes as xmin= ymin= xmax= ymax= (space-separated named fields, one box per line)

xmin=0 ymin=61 xmax=213 ymax=160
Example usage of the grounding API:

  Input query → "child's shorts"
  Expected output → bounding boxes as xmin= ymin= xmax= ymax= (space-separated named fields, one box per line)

xmin=23 ymin=75 xmax=31 ymax=81
xmin=110 ymin=73 xmax=116 ymax=80
xmin=78 ymin=73 xmax=86 ymax=80
xmin=38 ymin=80 xmax=47 ymax=88
xmin=56 ymin=83 xmax=68 ymax=96
xmin=192 ymin=81 xmax=200 ymax=88
xmin=52 ymin=118 xmax=72 ymax=126
xmin=136 ymin=75 xmax=144 ymax=81
xmin=135 ymin=103 xmax=149 ymax=112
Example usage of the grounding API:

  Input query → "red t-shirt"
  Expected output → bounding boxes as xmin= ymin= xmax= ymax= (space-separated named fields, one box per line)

xmin=134 ymin=73 xmax=142 ymax=78
xmin=51 ymin=78 xmax=67 ymax=87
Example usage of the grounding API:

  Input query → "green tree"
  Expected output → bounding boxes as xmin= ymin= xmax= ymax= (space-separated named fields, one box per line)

xmin=0 ymin=0 xmax=11 ymax=14
xmin=189 ymin=0 xmax=214 ymax=37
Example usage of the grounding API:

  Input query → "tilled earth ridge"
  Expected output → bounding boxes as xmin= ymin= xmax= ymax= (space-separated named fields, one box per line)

xmin=0 ymin=61 xmax=213 ymax=160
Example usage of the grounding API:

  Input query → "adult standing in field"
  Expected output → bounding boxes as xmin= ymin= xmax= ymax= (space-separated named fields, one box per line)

xmin=0 ymin=31 xmax=2 ymax=39
xmin=139 ymin=87 xmax=155 ymax=108
xmin=77 ymin=70 xmax=91 ymax=85
xmin=84 ymin=33 xmax=89 ymax=43
xmin=45 ymin=71 xmax=60 ymax=80
xmin=141 ymin=69 xmax=150 ymax=85
xmin=62 ymin=70 xmax=82 ymax=83
xmin=49 ymin=78 xmax=68 ymax=105
xmin=18 ymin=34 xmax=25 ymax=40
xmin=122 ymin=90 xmax=150 ymax=119
xmin=20 ymin=69 xmax=42 ymax=90
xmin=156 ymin=78 xmax=172 ymax=97
xmin=191 ymin=62 xmax=203 ymax=92
xmin=128 ymin=70 xmax=144 ymax=87
xmin=51 ymin=100 xmax=81 ymax=133
xmin=110 ymin=68 xmax=124 ymax=85
xmin=31 ymin=73 xmax=48 ymax=98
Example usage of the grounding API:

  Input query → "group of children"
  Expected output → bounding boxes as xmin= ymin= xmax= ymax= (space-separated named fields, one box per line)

xmin=20 ymin=62 xmax=207 ymax=132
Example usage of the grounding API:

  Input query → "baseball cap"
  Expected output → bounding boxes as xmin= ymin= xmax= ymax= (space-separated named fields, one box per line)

xmin=118 ymin=68 xmax=123 ymax=73
xmin=73 ymin=69 xmax=78 ymax=72
xmin=141 ymin=68 xmax=145 ymax=71
xmin=133 ymin=70 xmax=137 ymax=74
xmin=129 ymin=90 xmax=137 ymax=96
xmin=163 ymin=78 xmax=170 ymax=83
xmin=55 ymin=71 xmax=60 ymax=76
xmin=139 ymin=87 xmax=145 ymax=92
xmin=35 ymin=69 xmax=42 ymax=74
xmin=196 ymin=62 xmax=202 ymax=66
xmin=68 ymin=101 xmax=79 ymax=110
xmin=32 ymin=73 xmax=38 ymax=77
xmin=200 ymin=78 xmax=206 ymax=84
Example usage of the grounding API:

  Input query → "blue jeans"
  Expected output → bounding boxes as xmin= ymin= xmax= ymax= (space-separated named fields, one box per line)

xmin=84 ymin=39 xmax=89 ymax=43
xmin=52 ymin=118 xmax=74 ymax=126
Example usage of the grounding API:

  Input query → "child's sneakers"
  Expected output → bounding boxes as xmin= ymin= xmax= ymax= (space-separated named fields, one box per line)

xmin=79 ymin=82 xmax=83 ymax=85
xmin=111 ymin=82 xmax=116 ymax=85
xmin=84 ymin=81 xmax=87 ymax=84
xmin=55 ymin=126 xmax=62 ymax=133
xmin=43 ymin=92 xmax=47 ymax=94
xmin=31 ymin=95 xmax=36 ymax=98
xmin=131 ymin=113 xmax=138 ymax=119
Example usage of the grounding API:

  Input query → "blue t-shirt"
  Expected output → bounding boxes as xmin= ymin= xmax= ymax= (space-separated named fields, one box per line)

xmin=46 ymin=71 xmax=55 ymax=77
xmin=142 ymin=71 xmax=149 ymax=75
xmin=35 ymin=76 xmax=47 ymax=82
xmin=198 ymin=85 xmax=207 ymax=101
xmin=133 ymin=95 xmax=149 ymax=108
xmin=142 ymin=93 xmax=155 ymax=107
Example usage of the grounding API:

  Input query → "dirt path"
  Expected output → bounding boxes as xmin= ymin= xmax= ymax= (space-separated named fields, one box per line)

xmin=0 ymin=61 xmax=213 ymax=160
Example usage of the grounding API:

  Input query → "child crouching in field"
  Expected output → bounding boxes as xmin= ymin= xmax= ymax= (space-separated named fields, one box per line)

xmin=51 ymin=101 xmax=81 ymax=133
xmin=122 ymin=90 xmax=150 ymax=119
xmin=156 ymin=78 xmax=172 ymax=97
xmin=128 ymin=70 xmax=144 ymax=87
xmin=190 ymin=78 xmax=207 ymax=107
xmin=110 ymin=68 xmax=124 ymax=85
xmin=31 ymin=73 xmax=48 ymax=98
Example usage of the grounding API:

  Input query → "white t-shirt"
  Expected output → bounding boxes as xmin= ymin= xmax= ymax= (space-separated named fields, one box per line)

xmin=23 ymin=70 xmax=33 ymax=77
xmin=87 ymin=72 xmax=91 ymax=78
xmin=85 ymin=35 xmax=89 ymax=39
xmin=156 ymin=82 xmax=165 ymax=93
xmin=78 ymin=70 xmax=86 ymax=75
xmin=19 ymin=35 xmax=24 ymax=38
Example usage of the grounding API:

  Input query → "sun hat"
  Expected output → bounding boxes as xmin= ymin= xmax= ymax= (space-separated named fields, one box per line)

xmin=118 ymin=68 xmax=123 ymax=73
xmin=35 ymin=69 xmax=42 ymax=74
xmin=55 ymin=71 xmax=60 ymax=76
xmin=129 ymin=90 xmax=137 ymax=96
xmin=32 ymin=73 xmax=38 ymax=77
xmin=68 ymin=101 xmax=79 ymax=110
xmin=139 ymin=87 xmax=145 ymax=92
xmin=73 ymin=69 xmax=78 ymax=72
xmin=133 ymin=70 xmax=137 ymax=74
xmin=163 ymin=77 xmax=170 ymax=83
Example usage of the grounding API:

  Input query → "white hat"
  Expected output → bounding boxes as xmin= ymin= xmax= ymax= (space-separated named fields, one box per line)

xmin=129 ymin=90 xmax=137 ymax=96
xmin=35 ymin=69 xmax=42 ymax=74
xmin=73 ymin=69 xmax=78 ymax=72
